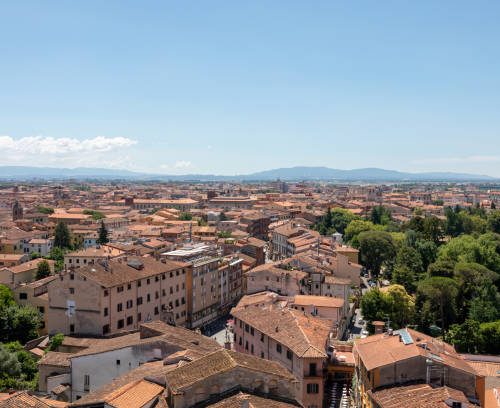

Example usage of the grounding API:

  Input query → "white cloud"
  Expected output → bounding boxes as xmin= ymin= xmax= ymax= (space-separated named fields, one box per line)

xmin=174 ymin=160 xmax=192 ymax=169
xmin=0 ymin=135 xmax=137 ymax=167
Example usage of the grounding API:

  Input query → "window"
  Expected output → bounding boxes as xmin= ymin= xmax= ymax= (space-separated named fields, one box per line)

xmin=117 ymin=286 xmax=124 ymax=293
xmin=70 ymin=324 xmax=75 ymax=333
xmin=84 ymin=375 xmax=90 ymax=391
xmin=260 ymin=333 xmax=264 ymax=342
xmin=307 ymin=383 xmax=319 ymax=394
xmin=104 ymin=307 xmax=108 ymax=316
xmin=137 ymin=297 xmax=143 ymax=305
xmin=117 ymin=303 xmax=123 ymax=312
xmin=137 ymin=313 xmax=141 ymax=322
xmin=155 ymin=276 xmax=159 ymax=282
xmin=137 ymin=280 xmax=141 ymax=287
xmin=175 ymin=299 xmax=179 ymax=307
xmin=69 ymin=287 xmax=75 ymax=294
xmin=276 ymin=343 xmax=282 ymax=353
xmin=251 ymin=344 xmax=254 ymax=354
xmin=245 ymin=324 xmax=249 ymax=333
xmin=154 ymin=306 xmax=159 ymax=315
xmin=38 ymin=306 xmax=45 ymax=313
xmin=147 ymin=294 xmax=151 ymax=302
xmin=127 ymin=283 xmax=131 ymax=290
xmin=239 ymin=336 xmax=242 ymax=346
xmin=309 ymin=363 xmax=317 ymax=376
xmin=126 ymin=300 xmax=133 ymax=309
xmin=117 ymin=319 xmax=124 ymax=329
xmin=181 ymin=297 xmax=185 ymax=305
xmin=155 ymin=291 xmax=159 ymax=299
xmin=19 ymin=293 xmax=27 ymax=300
xmin=245 ymin=341 xmax=248 ymax=350
xmin=116 ymin=359 xmax=121 ymax=365
xmin=70 ymin=273 xmax=74 ymax=280
xmin=287 ymin=350 xmax=293 ymax=360
xmin=147 ymin=278 xmax=150 ymax=285
xmin=102 ymin=324 xmax=110 ymax=335
xmin=126 ymin=316 xmax=133 ymax=325
xmin=261 ymin=352 xmax=265 ymax=358
xmin=250 ymin=327 xmax=254 ymax=336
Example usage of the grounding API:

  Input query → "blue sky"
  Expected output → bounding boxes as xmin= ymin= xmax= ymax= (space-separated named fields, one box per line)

xmin=1 ymin=1 xmax=499 ymax=176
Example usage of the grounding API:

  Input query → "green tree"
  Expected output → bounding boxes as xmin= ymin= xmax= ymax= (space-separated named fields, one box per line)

xmin=0 ymin=342 xmax=38 ymax=391
xmin=437 ymin=233 xmax=500 ymax=273
xmin=370 ymin=205 xmax=392 ymax=225
xmin=422 ymin=216 xmax=444 ymax=244
xmin=468 ymin=282 xmax=500 ymax=323
xmin=416 ymin=277 xmax=459 ymax=332
xmin=0 ymin=344 xmax=21 ymax=379
xmin=98 ymin=220 xmax=109 ymax=244
xmin=360 ymin=285 xmax=414 ymax=329
xmin=453 ymin=262 xmax=499 ymax=321
xmin=415 ymin=239 xmax=437 ymax=271
xmin=0 ymin=285 xmax=15 ymax=307
xmin=358 ymin=230 xmax=396 ymax=277
xmin=385 ymin=284 xmax=415 ymax=328
xmin=83 ymin=209 xmax=105 ymax=220
xmin=35 ymin=260 xmax=51 ymax=280
xmin=405 ymin=216 xmax=425 ymax=235
xmin=392 ymin=243 xmax=424 ymax=292
xmin=444 ymin=206 xmax=464 ymax=237
xmin=0 ymin=305 xmax=41 ymax=344
xmin=427 ymin=259 xmax=455 ymax=278
xmin=47 ymin=247 xmax=65 ymax=272
xmin=48 ymin=333 xmax=65 ymax=351
xmin=179 ymin=212 xmax=193 ymax=221
xmin=54 ymin=221 xmax=71 ymax=249
xmin=478 ymin=320 xmax=500 ymax=354
xmin=488 ymin=211 xmax=500 ymax=233
xmin=330 ymin=208 xmax=357 ymax=234
xmin=35 ymin=206 xmax=54 ymax=214
xmin=344 ymin=219 xmax=379 ymax=247
xmin=446 ymin=320 xmax=480 ymax=353
xmin=360 ymin=289 xmax=389 ymax=323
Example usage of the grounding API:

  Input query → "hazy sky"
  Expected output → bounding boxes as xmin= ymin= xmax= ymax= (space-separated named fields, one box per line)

xmin=1 ymin=1 xmax=500 ymax=176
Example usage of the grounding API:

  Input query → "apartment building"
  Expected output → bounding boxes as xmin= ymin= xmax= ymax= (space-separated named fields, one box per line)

xmin=25 ymin=237 xmax=53 ymax=256
xmin=121 ymin=197 xmax=198 ymax=211
xmin=353 ymin=328 xmax=482 ymax=408
xmin=208 ymin=196 xmax=258 ymax=210
xmin=38 ymin=320 xmax=301 ymax=407
xmin=14 ymin=275 xmax=56 ymax=335
xmin=232 ymin=302 xmax=332 ymax=408
xmin=63 ymin=246 xmax=125 ymax=269
xmin=39 ymin=321 xmax=221 ymax=402
xmin=164 ymin=243 xmax=243 ymax=329
xmin=47 ymin=257 xmax=189 ymax=336
xmin=245 ymin=263 xmax=308 ymax=296
xmin=0 ymin=258 xmax=55 ymax=287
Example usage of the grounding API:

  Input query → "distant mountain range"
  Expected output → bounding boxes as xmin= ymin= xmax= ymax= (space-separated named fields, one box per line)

xmin=0 ymin=165 xmax=496 ymax=182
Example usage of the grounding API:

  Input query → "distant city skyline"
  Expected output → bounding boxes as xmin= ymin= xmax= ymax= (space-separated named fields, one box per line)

xmin=1 ymin=1 xmax=500 ymax=176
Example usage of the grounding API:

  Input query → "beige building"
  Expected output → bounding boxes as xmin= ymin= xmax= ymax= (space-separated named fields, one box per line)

xmin=14 ymin=275 xmax=56 ymax=335
xmin=63 ymin=246 xmax=125 ymax=270
xmin=232 ymin=300 xmax=333 ymax=408
xmin=164 ymin=244 xmax=243 ymax=329
xmin=47 ymin=257 xmax=189 ymax=336
xmin=0 ymin=258 xmax=55 ymax=288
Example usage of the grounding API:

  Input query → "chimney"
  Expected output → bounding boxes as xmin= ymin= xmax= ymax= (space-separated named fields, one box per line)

xmin=240 ymin=396 xmax=250 ymax=408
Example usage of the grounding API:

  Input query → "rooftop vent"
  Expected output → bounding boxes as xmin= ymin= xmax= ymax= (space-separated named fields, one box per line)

xmin=127 ymin=259 xmax=144 ymax=270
